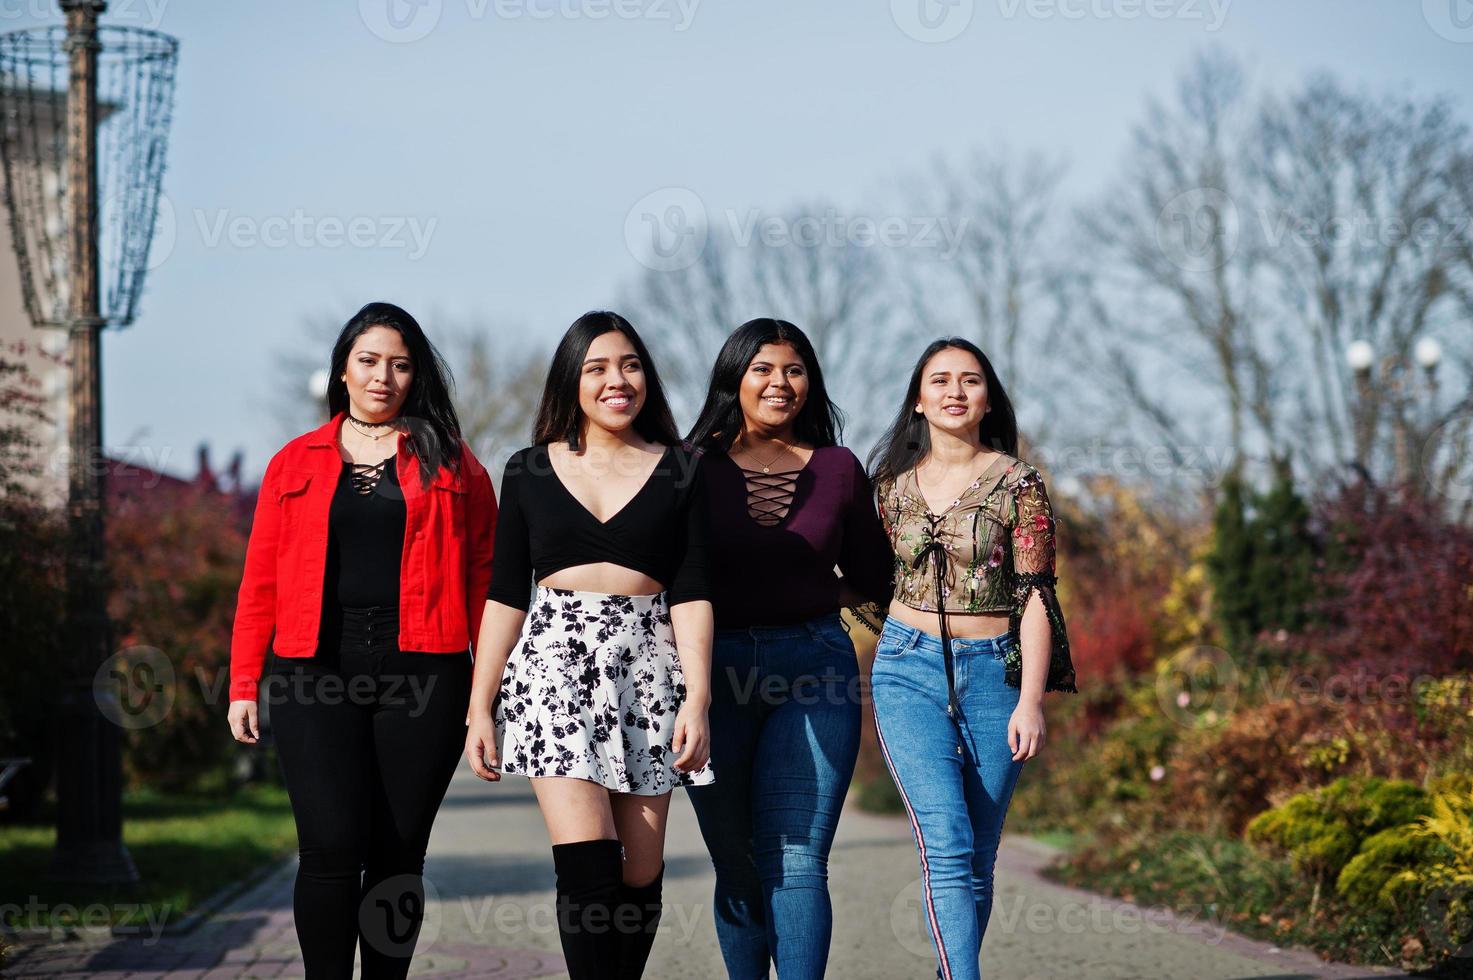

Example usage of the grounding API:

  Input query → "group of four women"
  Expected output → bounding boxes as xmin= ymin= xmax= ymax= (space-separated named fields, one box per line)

xmin=226 ymin=302 xmax=1078 ymax=980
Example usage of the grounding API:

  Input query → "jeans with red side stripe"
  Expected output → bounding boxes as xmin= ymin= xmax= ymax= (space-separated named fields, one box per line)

xmin=870 ymin=616 xmax=1026 ymax=980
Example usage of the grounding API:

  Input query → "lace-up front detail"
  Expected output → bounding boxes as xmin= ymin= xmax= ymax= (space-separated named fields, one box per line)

xmin=740 ymin=466 xmax=800 ymax=526
xmin=349 ymin=457 xmax=391 ymax=495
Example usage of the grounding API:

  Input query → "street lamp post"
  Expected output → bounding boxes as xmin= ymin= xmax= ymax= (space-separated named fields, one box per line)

xmin=1344 ymin=337 xmax=1443 ymax=490
xmin=1407 ymin=339 xmax=1443 ymax=494
xmin=1345 ymin=339 xmax=1374 ymax=471
xmin=50 ymin=0 xmax=133 ymax=883
xmin=0 ymin=2 xmax=178 ymax=882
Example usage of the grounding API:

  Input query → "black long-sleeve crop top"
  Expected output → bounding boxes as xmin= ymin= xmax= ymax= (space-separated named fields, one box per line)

xmin=485 ymin=443 xmax=711 ymax=609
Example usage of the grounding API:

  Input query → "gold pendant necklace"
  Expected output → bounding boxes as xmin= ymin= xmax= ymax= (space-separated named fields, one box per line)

xmin=742 ymin=436 xmax=792 ymax=474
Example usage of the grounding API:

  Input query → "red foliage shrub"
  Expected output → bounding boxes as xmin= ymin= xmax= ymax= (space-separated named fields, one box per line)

xmin=1300 ymin=480 xmax=1473 ymax=679
xmin=1070 ymin=587 xmax=1156 ymax=682
xmin=106 ymin=476 xmax=251 ymax=789
xmin=1053 ymin=477 xmax=1193 ymax=683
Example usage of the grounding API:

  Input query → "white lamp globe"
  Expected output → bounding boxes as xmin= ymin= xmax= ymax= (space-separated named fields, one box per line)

xmin=1414 ymin=337 xmax=1442 ymax=370
xmin=1345 ymin=340 xmax=1375 ymax=373
xmin=308 ymin=368 xmax=330 ymax=399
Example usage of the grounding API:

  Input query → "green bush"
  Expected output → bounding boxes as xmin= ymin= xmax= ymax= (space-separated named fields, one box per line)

xmin=1418 ymin=681 xmax=1473 ymax=780
xmin=1385 ymin=784 xmax=1473 ymax=964
xmin=1336 ymin=774 xmax=1473 ymax=912
xmin=1205 ymin=464 xmax=1319 ymax=663
xmin=1429 ymin=771 xmax=1473 ymax=798
xmin=1336 ymin=824 xmax=1438 ymax=910
xmin=1092 ymin=707 xmax=1181 ymax=804
xmin=1244 ymin=776 xmax=1431 ymax=884
xmin=1010 ymin=685 xmax=1183 ymax=834
xmin=1052 ymin=829 xmax=1301 ymax=925
xmin=1051 ymin=828 xmax=1421 ymax=970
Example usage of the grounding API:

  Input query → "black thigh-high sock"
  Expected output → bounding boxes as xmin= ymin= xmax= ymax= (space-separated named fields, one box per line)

xmin=614 ymin=862 xmax=664 ymax=980
xmin=552 ymin=838 xmax=624 ymax=980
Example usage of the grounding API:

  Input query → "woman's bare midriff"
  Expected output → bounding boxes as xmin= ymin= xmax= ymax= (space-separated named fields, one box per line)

xmin=539 ymin=562 xmax=665 ymax=597
xmin=886 ymin=600 xmax=1010 ymax=639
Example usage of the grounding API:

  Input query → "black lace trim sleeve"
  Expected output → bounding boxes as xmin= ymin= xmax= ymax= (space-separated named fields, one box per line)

xmin=1005 ymin=570 xmax=1078 ymax=693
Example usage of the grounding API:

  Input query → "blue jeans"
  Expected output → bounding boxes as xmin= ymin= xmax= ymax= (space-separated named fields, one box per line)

xmin=870 ymin=617 xmax=1026 ymax=980
xmin=686 ymin=611 xmax=862 ymax=980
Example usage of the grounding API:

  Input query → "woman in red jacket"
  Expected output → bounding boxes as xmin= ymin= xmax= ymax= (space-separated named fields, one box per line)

xmin=227 ymin=302 xmax=496 ymax=980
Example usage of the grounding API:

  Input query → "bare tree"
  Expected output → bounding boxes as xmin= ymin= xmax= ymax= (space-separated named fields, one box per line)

xmin=449 ymin=328 xmax=549 ymax=475
xmin=1069 ymin=51 xmax=1278 ymax=487
xmin=1250 ymin=78 xmax=1473 ymax=493
xmin=622 ymin=206 xmax=910 ymax=451
xmin=266 ymin=316 xmax=338 ymax=444
xmin=902 ymin=146 xmax=1072 ymax=454
xmin=1061 ymin=50 xmax=1473 ymax=512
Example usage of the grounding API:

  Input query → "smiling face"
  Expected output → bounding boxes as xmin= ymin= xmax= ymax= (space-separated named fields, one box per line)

xmin=579 ymin=329 xmax=647 ymax=437
xmin=341 ymin=325 xmax=413 ymax=422
xmin=739 ymin=342 xmax=809 ymax=439
xmin=916 ymin=345 xmax=989 ymax=438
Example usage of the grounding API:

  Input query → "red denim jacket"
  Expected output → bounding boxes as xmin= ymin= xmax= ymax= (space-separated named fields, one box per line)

xmin=228 ymin=412 xmax=497 ymax=701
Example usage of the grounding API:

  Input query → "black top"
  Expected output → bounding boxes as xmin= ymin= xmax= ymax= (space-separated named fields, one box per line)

xmin=485 ymin=443 xmax=710 ymax=609
xmin=326 ymin=458 xmax=405 ymax=607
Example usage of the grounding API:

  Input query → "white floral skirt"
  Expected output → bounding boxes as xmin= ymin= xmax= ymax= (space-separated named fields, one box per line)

xmin=494 ymin=586 xmax=715 ymax=796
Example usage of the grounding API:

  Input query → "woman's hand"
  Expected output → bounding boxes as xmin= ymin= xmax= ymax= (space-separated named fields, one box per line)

xmin=1008 ymin=699 xmax=1045 ymax=762
xmin=671 ymin=700 xmax=710 ymax=775
xmin=464 ymin=708 xmax=501 ymax=782
xmin=228 ymin=700 xmax=259 ymax=744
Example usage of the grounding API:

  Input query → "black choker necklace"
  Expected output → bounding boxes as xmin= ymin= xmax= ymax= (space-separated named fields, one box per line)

xmin=347 ymin=413 xmax=397 ymax=441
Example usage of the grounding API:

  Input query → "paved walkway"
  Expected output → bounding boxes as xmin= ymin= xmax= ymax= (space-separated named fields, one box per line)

xmin=6 ymin=769 xmax=1409 ymax=978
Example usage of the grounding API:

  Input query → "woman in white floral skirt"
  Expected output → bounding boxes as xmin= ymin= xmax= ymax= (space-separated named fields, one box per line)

xmin=463 ymin=310 xmax=714 ymax=980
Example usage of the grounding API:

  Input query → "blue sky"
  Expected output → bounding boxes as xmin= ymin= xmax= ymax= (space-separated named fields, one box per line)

xmin=5 ymin=0 xmax=1469 ymax=479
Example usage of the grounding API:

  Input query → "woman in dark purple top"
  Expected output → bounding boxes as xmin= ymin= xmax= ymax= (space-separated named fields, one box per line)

xmin=685 ymin=318 xmax=892 ymax=980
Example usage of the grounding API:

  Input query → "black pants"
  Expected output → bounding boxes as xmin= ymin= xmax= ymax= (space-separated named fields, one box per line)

xmin=267 ymin=605 xmax=471 ymax=980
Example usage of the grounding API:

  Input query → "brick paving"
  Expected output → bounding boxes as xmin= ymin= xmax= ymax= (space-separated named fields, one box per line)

xmin=5 ymin=769 xmax=1410 ymax=978
xmin=3 ymin=853 xmax=565 ymax=979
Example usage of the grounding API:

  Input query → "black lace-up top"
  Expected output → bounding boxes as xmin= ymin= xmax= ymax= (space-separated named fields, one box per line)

xmin=741 ymin=466 xmax=800 ymax=526
xmin=702 ymin=447 xmax=893 ymax=629
xmin=325 ymin=456 xmax=406 ymax=608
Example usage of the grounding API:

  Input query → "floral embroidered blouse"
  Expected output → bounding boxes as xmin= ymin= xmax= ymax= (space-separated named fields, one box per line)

xmin=877 ymin=453 xmax=1077 ymax=693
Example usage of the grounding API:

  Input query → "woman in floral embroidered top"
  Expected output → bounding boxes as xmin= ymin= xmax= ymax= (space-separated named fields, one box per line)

xmin=866 ymin=337 xmax=1076 ymax=980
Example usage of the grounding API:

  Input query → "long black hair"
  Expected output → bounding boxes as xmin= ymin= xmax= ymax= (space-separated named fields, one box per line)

xmin=686 ymin=318 xmax=844 ymax=452
xmin=327 ymin=301 xmax=462 ymax=486
xmin=867 ymin=337 xmax=1018 ymax=489
xmin=532 ymin=311 xmax=680 ymax=449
